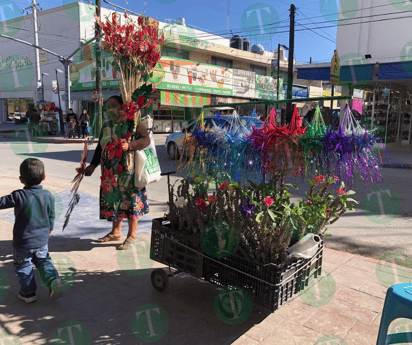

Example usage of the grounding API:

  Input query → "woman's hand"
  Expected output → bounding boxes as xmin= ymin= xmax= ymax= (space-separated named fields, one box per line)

xmin=121 ymin=139 xmax=129 ymax=151
xmin=84 ymin=165 xmax=96 ymax=176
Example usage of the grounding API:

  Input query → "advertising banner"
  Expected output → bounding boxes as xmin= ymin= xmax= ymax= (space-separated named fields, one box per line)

xmin=70 ymin=48 xmax=119 ymax=91
xmin=150 ymin=57 xmax=233 ymax=96
xmin=233 ymin=69 xmax=256 ymax=98
xmin=255 ymin=74 xmax=282 ymax=100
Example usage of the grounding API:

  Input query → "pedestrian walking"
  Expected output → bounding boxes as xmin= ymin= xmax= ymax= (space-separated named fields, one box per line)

xmin=84 ymin=95 xmax=150 ymax=250
xmin=79 ymin=109 xmax=90 ymax=139
xmin=66 ymin=108 xmax=78 ymax=139
xmin=0 ymin=158 xmax=64 ymax=303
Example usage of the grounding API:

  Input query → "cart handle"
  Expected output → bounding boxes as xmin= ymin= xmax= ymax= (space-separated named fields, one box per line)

xmin=161 ymin=171 xmax=176 ymax=176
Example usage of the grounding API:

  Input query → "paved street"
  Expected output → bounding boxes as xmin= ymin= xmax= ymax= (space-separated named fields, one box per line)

xmin=0 ymin=133 xmax=412 ymax=344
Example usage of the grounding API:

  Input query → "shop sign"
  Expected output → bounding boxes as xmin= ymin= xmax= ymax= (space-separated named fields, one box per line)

xmin=309 ymin=86 xmax=323 ymax=98
xmin=353 ymin=88 xmax=364 ymax=99
xmin=233 ymin=69 xmax=256 ymax=98
xmin=330 ymin=50 xmax=340 ymax=85
xmin=52 ymin=80 xmax=58 ymax=94
xmin=150 ymin=57 xmax=233 ymax=96
xmin=255 ymin=74 xmax=282 ymax=100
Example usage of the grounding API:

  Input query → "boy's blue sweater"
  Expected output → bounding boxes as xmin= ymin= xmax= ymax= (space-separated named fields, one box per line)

xmin=0 ymin=185 xmax=55 ymax=250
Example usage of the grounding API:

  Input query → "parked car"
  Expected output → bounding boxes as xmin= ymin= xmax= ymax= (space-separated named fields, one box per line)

xmin=165 ymin=116 xmax=263 ymax=160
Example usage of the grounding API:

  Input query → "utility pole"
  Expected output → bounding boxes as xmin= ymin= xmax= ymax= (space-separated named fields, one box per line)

xmin=23 ymin=0 xmax=42 ymax=103
xmin=95 ymin=0 xmax=103 ymax=137
xmin=286 ymin=4 xmax=296 ymax=123
xmin=1 ymin=33 xmax=97 ymax=129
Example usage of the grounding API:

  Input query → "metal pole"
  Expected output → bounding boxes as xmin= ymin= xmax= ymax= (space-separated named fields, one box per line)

xmin=277 ymin=43 xmax=280 ymax=103
xmin=32 ymin=0 xmax=41 ymax=103
xmin=56 ymin=70 xmax=64 ymax=135
xmin=95 ymin=0 xmax=102 ymax=137
xmin=286 ymin=4 xmax=296 ymax=123
xmin=63 ymin=60 xmax=71 ymax=121
xmin=41 ymin=73 xmax=44 ymax=101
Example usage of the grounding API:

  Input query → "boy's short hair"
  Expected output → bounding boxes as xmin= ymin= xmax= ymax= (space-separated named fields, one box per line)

xmin=20 ymin=159 xmax=45 ymax=186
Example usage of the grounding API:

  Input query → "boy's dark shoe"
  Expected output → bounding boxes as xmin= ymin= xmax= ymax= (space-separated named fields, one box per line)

xmin=49 ymin=279 xmax=64 ymax=300
xmin=18 ymin=290 xmax=37 ymax=303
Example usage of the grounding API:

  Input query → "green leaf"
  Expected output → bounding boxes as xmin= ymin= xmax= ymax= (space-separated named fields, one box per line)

xmin=256 ymin=212 xmax=264 ymax=223
xmin=346 ymin=190 xmax=356 ymax=195
xmin=346 ymin=198 xmax=359 ymax=204
xmin=324 ymin=234 xmax=332 ymax=237
xmin=268 ymin=209 xmax=276 ymax=222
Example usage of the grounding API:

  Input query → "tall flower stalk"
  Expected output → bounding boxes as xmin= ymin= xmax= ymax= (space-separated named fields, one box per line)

xmin=96 ymin=11 xmax=164 ymax=121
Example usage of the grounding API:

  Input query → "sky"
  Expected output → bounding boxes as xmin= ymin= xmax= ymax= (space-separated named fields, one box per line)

xmin=4 ymin=0 xmax=339 ymax=65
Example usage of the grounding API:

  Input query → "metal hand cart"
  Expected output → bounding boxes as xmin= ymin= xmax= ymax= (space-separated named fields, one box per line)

xmin=149 ymin=171 xmax=324 ymax=312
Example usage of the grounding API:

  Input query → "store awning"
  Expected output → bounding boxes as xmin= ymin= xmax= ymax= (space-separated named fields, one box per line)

xmin=297 ymin=63 xmax=374 ymax=83
xmin=378 ymin=61 xmax=412 ymax=80
xmin=70 ymin=89 xmax=120 ymax=101
xmin=160 ymin=91 xmax=211 ymax=108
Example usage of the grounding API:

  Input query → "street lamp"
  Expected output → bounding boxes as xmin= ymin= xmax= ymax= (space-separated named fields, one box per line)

xmin=277 ymin=44 xmax=288 ymax=124
xmin=56 ymin=68 xmax=65 ymax=135
xmin=41 ymin=72 xmax=49 ymax=101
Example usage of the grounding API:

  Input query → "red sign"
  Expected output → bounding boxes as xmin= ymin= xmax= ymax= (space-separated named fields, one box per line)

xmin=92 ymin=91 xmax=99 ymax=102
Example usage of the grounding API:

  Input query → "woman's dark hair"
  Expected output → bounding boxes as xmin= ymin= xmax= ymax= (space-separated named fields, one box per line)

xmin=20 ymin=158 xmax=45 ymax=186
xmin=107 ymin=95 xmax=124 ymax=106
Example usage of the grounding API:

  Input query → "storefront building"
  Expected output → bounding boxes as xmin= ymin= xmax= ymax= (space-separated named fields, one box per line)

xmin=0 ymin=2 xmax=323 ymax=130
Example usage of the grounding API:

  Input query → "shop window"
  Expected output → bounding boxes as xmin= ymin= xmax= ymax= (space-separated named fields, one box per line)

xmin=6 ymin=98 xmax=32 ymax=122
xmin=162 ymin=47 xmax=190 ymax=60
xmin=250 ymin=64 xmax=266 ymax=75
xmin=211 ymin=56 xmax=233 ymax=68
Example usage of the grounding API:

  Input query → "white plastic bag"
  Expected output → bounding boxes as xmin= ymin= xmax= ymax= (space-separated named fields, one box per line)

xmin=134 ymin=128 xmax=162 ymax=187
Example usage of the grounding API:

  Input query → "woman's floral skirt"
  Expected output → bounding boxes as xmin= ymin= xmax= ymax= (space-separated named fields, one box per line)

xmin=99 ymin=187 xmax=149 ymax=221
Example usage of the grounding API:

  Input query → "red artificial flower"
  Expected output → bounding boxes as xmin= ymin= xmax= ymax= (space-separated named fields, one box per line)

xmin=307 ymin=200 xmax=313 ymax=205
xmin=337 ymin=189 xmax=346 ymax=195
xmin=208 ymin=195 xmax=217 ymax=203
xmin=117 ymin=165 xmax=124 ymax=173
xmin=313 ymin=175 xmax=326 ymax=185
xmin=106 ymin=139 xmax=123 ymax=160
xmin=196 ymin=199 xmax=207 ymax=211
xmin=325 ymin=210 xmax=332 ymax=218
xmin=334 ymin=176 xmax=339 ymax=180
xmin=219 ymin=183 xmax=229 ymax=191
xmin=264 ymin=197 xmax=274 ymax=207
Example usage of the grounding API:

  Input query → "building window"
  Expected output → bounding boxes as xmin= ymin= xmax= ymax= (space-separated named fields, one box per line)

xmin=162 ymin=46 xmax=190 ymax=60
xmin=250 ymin=64 xmax=266 ymax=75
xmin=211 ymin=56 xmax=233 ymax=68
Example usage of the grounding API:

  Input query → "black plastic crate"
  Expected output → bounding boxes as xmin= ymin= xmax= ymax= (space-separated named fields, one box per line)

xmin=150 ymin=218 xmax=203 ymax=278
xmin=203 ymin=240 xmax=324 ymax=312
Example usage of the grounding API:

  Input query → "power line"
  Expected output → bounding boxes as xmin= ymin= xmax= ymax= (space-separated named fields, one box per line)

xmin=297 ymin=22 xmax=336 ymax=44
xmin=158 ymin=0 xmax=411 ymax=41
xmin=181 ymin=10 xmax=412 ymax=42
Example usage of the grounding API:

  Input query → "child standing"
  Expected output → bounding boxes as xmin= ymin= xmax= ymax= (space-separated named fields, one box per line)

xmin=0 ymin=158 xmax=63 ymax=303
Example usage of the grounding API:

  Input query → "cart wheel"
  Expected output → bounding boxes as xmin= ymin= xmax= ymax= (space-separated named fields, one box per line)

xmin=151 ymin=269 xmax=169 ymax=292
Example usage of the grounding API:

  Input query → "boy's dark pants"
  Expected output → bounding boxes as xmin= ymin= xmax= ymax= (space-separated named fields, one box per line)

xmin=13 ymin=245 xmax=59 ymax=295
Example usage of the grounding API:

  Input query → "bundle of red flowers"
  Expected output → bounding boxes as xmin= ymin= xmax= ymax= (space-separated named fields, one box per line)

xmin=96 ymin=11 xmax=165 ymax=104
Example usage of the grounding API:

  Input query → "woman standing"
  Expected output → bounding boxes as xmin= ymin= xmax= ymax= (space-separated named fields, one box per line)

xmin=84 ymin=95 xmax=150 ymax=250
xmin=79 ymin=109 xmax=90 ymax=139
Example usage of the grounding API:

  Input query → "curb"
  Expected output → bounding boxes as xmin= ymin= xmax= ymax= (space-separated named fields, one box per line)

xmin=381 ymin=163 xmax=412 ymax=170
xmin=1 ymin=134 xmax=98 ymax=144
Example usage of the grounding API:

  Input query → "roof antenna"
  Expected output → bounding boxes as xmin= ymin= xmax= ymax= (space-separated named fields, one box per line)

xmin=230 ymin=30 xmax=234 ymax=36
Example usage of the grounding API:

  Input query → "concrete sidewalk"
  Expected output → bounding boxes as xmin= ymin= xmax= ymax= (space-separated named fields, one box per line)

xmin=1 ymin=202 xmax=411 ymax=344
